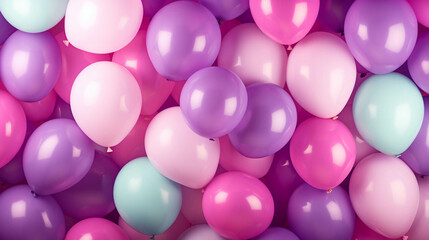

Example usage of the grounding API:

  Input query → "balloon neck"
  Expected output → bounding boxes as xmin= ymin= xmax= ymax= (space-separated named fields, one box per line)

xmin=63 ymin=40 xmax=69 ymax=47
xmin=332 ymin=116 xmax=339 ymax=120
xmin=359 ymin=73 xmax=367 ymax=78
xmin=402 ymin=235 xmax=409 ymax=240
xmin=209 ymin=138 xmax=214 ymax=141
xmin=421 ymin=175 xmax=426 ymax=179
xmin=287 ymin=45 xmax=293 ymax=51
xmin=326 ymin=189 xmax=333 ymax=194
xmin=31 ymin=190 xmax=38 ymax=198
xmin=395 ymin=154 xmax=401 ymax=158
xmin=107 ymin=147 xmax=113 ymax=153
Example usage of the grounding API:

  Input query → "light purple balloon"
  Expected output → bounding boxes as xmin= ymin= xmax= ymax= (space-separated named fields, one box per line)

xmin=408 ymin=31 xmax=429 ymax=94
xmin=0 ymin=11 xmax=16 ymax=44
xmin=0 ymin=31 xmax=61 ymax=102
xmin=23 ymin=119 xmax=95 ymax=195
xmin=253 ymin=227 xmax=300 ymax=240
xmin=317 ymin=0 xmax=354 ymax=33
xmin=344 ymin=0 xmax=418 ymax=74
xmin=180 ymin=67 xmax=247 ymax=138
xmin=178 ymin=224 xmax=226 ymax=240
xmin=228 ymin=83 xmax=297 ymax=158
xmin=199 ymin=0 xmax=249 ymax=21
xmin=146 ymin=1 xmax=221 ymax=81
xmin=0 ymin=185 xmax=65 ymax=240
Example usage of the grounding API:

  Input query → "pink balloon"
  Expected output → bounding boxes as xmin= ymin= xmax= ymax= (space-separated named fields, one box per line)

xmin=145 ymin=107 xmax=220 ymax=189
xmin=353 ymin=218 xmax=401 ymax=240
xmin=249 ymin=0 xmax=319 ymax=45
xmin=217 ymin=23 xmax=287 ymax=87
xmin=181 ymin=186 xmax=206 ymax=225
xmin=65 ymin=0 xmax=143 ymax=54
xmin=407 ymin=176 xmax=429 ymax=239
xmin=290 ymin=117 xmax=356 ymax=190
xmin=408 ymin=0 xmax=429 ymax=28
xmin=287 ymin=32 xmax=356 ymax=118
xmin=349 ymin=153 xmax=419 ymax=239
xmin=54 ymin=32 xmax=111 ymax=103
xmin=171 ymin=81 xmax=186 ymax=104
xmin=0 ymin=90 xmax=27 ymax=168
xmin=65 ymin=218 xmax=128 ymax=240
xmin=219 ymin=136 xmax=274 ymax=178
xmin=113 ymin=29 xmax=175 ymax=116
xmin=20 ymin=91 xmax=57 ymax=122
xmin=70 ymin=61 xmax=142 ymax=147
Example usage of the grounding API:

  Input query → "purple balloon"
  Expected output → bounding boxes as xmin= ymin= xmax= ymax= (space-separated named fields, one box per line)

xmin=317 ymin=0 xmax=354 ymax=33
xmin=287 ymin=184 xmax=355 ymax=240
xmin=344 ymin=0 xmax=418 ymax=74
xmin=141 ymin=0 xmax=168 ymax=18
xmin=0 ymin=185 xmax=65 ymax=240
xmin=147 ymin=1 xmax=221 ymax=81
xmin=0 ymin=30 xmax=61 ymax=102
xmin=228 ymin=83 xmax=297 ymax=158
xmin=261 ymin=145 xmax=304 ymax=226
xmin=49 ymin=97 xmax=74 ymax=120
xmin=23 ymin=119 xmax=95 ymax=195
xmin=180 ymin=67 xmax=247 ymax=138
xmin=253 ymin=227 xmax=300 ymax=240
xmin=408 ymin=31 xmax=429 ymax=94
xmin=199 ymin=0 xmax=249 ymax=21
xmin=54 ymin=151 xmax=119 ymax=220
xmin=0 ymin=11 xmax=16 ymax=44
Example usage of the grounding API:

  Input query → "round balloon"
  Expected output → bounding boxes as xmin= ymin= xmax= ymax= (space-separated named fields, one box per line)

xmin=20 ymin=91 xmax=57 ymax=122
xmin=317 ymin=0 xmax=354 ymax=33
xmin=253 ymin=227 xmax=300 ymax=240
xmin=407 ymin=0 xmax=429 ymax=28
xmin=408 ymin=31 xmax=429 ymax=94
xmin=65 ymin=218 xmax=128 ymax=240
xmin=178 ymin=224 xmax=225 ymax=240
xmin=199 ymin=0 xmax=249 ymax=20
xmin=407 ymin=176 xmax=429 ymax=240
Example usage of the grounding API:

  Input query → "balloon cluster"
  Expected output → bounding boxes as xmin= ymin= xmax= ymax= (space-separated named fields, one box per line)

xmin=1 ymin=0 xmax=429 ymax=239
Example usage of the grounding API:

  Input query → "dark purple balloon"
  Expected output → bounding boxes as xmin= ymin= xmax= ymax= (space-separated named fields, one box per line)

xmin=253 ymin=227 xmax=300 ymax=240
xmin=199 ymin=0 xmax=249 ymax=20
xmin=287 ymin=184 xmax=355 ymax=240
xmin=0 ymin=185 xmax=65 ymax=240
xmin=317 ymin=0 xmax=354 ymax=32
xmin=0 ymin=11 xmax=16 ymax=44
xmin=54 ymin=151 xmax=119 ymax=220
xmin=0 ymin=31 xmax=61 ymax=102
xmin=228 ymin=83 xmax=297 ymax=158
xmin=408 ymin=31 xmax=429 ymax=94
xmin=23 ymin=119 xmax=95 ymax=195
xmin=49 ymin=97 xmax=74 ymax=120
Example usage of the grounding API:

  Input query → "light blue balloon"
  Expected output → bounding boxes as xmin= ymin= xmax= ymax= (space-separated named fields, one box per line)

xmin=0 ymin=0 xmax=68 ymax=33
xmin=113 ymin=157 xmax=182 ymax=235
xmin=353 ymin=72 xmax=424 ymax=155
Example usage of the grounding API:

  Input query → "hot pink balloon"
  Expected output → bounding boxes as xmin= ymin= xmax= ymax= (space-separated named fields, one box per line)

xmin=287 ymin=32 xmax=356 ymax=118
xmin=20 ymin=91 xmax=57 ymax=122
xmin=349 ymin=153 xmax=419 ymax=239
xmin=249 ymin=0 xmax=319 ymax=45
xmin=181 ymin=186 xmax=206 ymax=225
xmin=290 ymin=117 xmax=356 ymax=190
xmin=407 ymin=176 xmax=429 ymax=239
xmin=65 ymin=218 xmax=128 ymax=240
xmin=145 ymin=107 xmax=220 ymax=189
xmin=408 ymin=0 xmax=429 ymax=28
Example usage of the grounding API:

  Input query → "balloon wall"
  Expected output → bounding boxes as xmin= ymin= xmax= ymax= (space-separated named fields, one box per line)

xmin=1 ymin=0 xmax=429 ymax=239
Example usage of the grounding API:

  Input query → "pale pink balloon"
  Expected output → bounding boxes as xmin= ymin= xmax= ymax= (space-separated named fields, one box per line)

xmin=287 ymin=32 xmax=356 ymax=118
xmin=219 ymin=136 xmax=273 ymax=178
xmin=20 ymin=91 xmax=57 ymax=122
xmin=70 ymin=61 xmax=142 ymax=147
xmin=145 ymin=107 xmax=220 ymax=189
xmin=407 ymin=176 xmax=429 ymax=240
xmin=171 ymin=81 xmax=186 ymax=104
xmin=217 ymin=23 xmax=287 ymax=87
xmin=54 ymin=32 xmax=111 ymax=103
xmin=65 ymin=0 xmax=143 ymax=54
xmin=113 ymin=29 xmax=175 ymax=116
xmin=181 ymin=186 xmax=206 ymax=225
xmin=349 ymin=153 xmax=419 ymax=239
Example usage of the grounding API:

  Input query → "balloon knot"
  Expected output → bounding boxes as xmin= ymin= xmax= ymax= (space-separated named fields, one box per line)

xmin=107 ymin=147 xmax=113 ymax=153
xmin=63 ymin=40 xmax=70 ymax=47
xmin=395 ymin=154 xmax=401 ymax=158
xmin=31 ymin=190 xmax=38 ymax=198
xmin=287 ymin=45 xmax=293 ymax=51
xmin=201 ymin=188 xmax=205 ymax=193
xmin=217 ymin=19 xmax=222 ymax=25
xmin=332 ymin=116 xmax=339 ymax=120
xmin=402 ymin=235 xmax=408 ymax=240
xmin=209 ymin=138 xmax=215 ymax=141
xmin=360 ymin=73 xmax=367 ymax=78
xmin=327 ymin=189 xmax=333 ymax=194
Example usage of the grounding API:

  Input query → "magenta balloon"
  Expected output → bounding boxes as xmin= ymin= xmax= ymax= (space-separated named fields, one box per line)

xmin=65 ymin=218 xmax=128 ymax=240
xmin=0 ymin=31 xmax=61 ymax=102
xmin=344 ymin=0 xmax=418 ymax=74
xmin=408 ymin=0 xmax=429 ymax=28
xmin=199 ymin=0 xmax=249 ymax=20
xmin=146 ymin=1 xmax=221 ymax=81
xmin=407 ymin=176 xmax=429 ymax=239
xmin=20 ymin=90 xmax=57 ymax=122
xmin=408 ymin=32 xmax=429 ymax=94
xmin=253 ymin=227 xmax=300 ymax=240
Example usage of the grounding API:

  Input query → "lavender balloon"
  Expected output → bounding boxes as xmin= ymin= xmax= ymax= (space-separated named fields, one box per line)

xmin=344 ymin=0 xmax=418 ymax=74
xmin=317 ymin=0 xmax=354 ymax=33
xmin=199 ymin=0 xmax=249 ymax=20
xmin=0 ymin=31 xmax=61 ymax=101
xmin=23 ymin=119 xmax=95 ymax=195
xmin=0 ymin=11 xmax=16 ymax=44
xmin=0 ymin=185 xmax=65 ymax=240
xmin=253 ymin=227 xmax=300 ymax=240
xmin=408 ymin=31 xmax=429 ymax=94
xmin=228 ymin=83 xmax=297 ymax=158
xmin=147 ymin=1 xmax=221 ymax=81
xmin=180 ymin=67 xmax=247 ymax=138
xmin=287 ymin=184 xmax=355 ymax=240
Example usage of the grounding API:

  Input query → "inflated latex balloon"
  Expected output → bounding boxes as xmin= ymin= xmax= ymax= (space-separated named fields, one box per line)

xmin=407 ymin=0 xmax=429 ymax=28
xmin=178 ymin=224 xmax=225 ymax=240
xmin=65 ymin=218 xmax=128 ymax=240
xmin=253 ymin=227 xmax=300 ymax=240
xmin=407 ymin=176 xmax=429 ymax=240
xmin=408 ymin=31 xmax=429 ymax=94
xmin=20 ymin=91 xmax=57 ymax=122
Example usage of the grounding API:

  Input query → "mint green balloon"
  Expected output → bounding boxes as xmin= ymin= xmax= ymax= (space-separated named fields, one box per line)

xmin=113 ymin=157 xmax=182 ymax=235
xmin=0 ymin=0 xmax=68 ymax=33
xmin=353 ymin=73 xmax=424 ymax=155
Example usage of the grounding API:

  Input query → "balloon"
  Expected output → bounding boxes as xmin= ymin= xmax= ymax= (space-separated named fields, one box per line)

xmin=20 ymin=91 xmax=57 ymax=122
xmin=65 ymin=218 xmax=128 ymax=240
xmin=171 ymin=80 xmax=186 ymax=104
xmin=344 ymin=0 xmax=418 ymax=74
xmin=65 ymin=0 xmax=143 ymax=53
xmin=23 ymin=119 xmax=95 ymax=195
xmin=202 ymin=172 xmax=274 ymax=239
xmin=288 ymin=184 xmax=355 ymax=240
xmin=217 ymin=23 xmax=287 ymax=87
xmin=0 ymin=11 xmax=16 ymax=44
xmin=54 ymin=32 xmax=111 ymax=103
xmin=178 ymin=224 xmax=225 ymax=240
xmin=228 ymin=83 xmax=297 ymax=158
xmin=0 ymin=90 xmax=26 ymax=168
xmin=0 ymin=31 xmax=61 ymax=102
xmin=253 ymin=227 xmax=300 ymax=240
xmin=349 ymin=153 xmax=419 ymax=238
xmin=0 ymin=0 xmax=68 ymax=33
xmin=219 ymin=136 xmax=274 ymax=178
xmin=408 ymin=0 xmax=429 ymax=28
xmin=353 ymin=73 xmax=424 ymax=155
xmin=113 ymin=157 xmax=182 ymax=235
xmin=113 ymin=30 xmax=174 ymax=116
xmin=237 ymin=9 xmax=254 ymax=23
xmin=0 ymin=185 xmax=65 ymax=240
xmin=317 ymin=0 xmax=354 ymax=33
xmin=180 ymin=67 xmax=247 ymax=138
xmin=49 ymin=97 xmax=74 ymax=120
xmin=407 ymin=176 xmax=429 ymax=240
xmin=70 ymin=61 xmax=142 ymax=147
xmin=287 ymin=32 xmax=356 ymax=118
xmin=408 ymin=31 xmax=429 ymax=94
xmin=54 ymin=151 xmax=119 ymax=220
xmin=199 ymin=0 xmax=249 ymax=21
xmin=145 ymin=107 xmax=220 ymax=188
xmin=181 ymin=186 xmax=206 ymax=225
xmin=141 ymin=0 xmax=168 ymax=18
xmin=146 ymin=1 xmax=221 ymax=81
xmin=219 ymin=19 xmax=241 ymax=38
xmin=352 ymin=217 xmax=401 ymax=240
xmin=249 ymin=0 xmax=319 ymax=45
